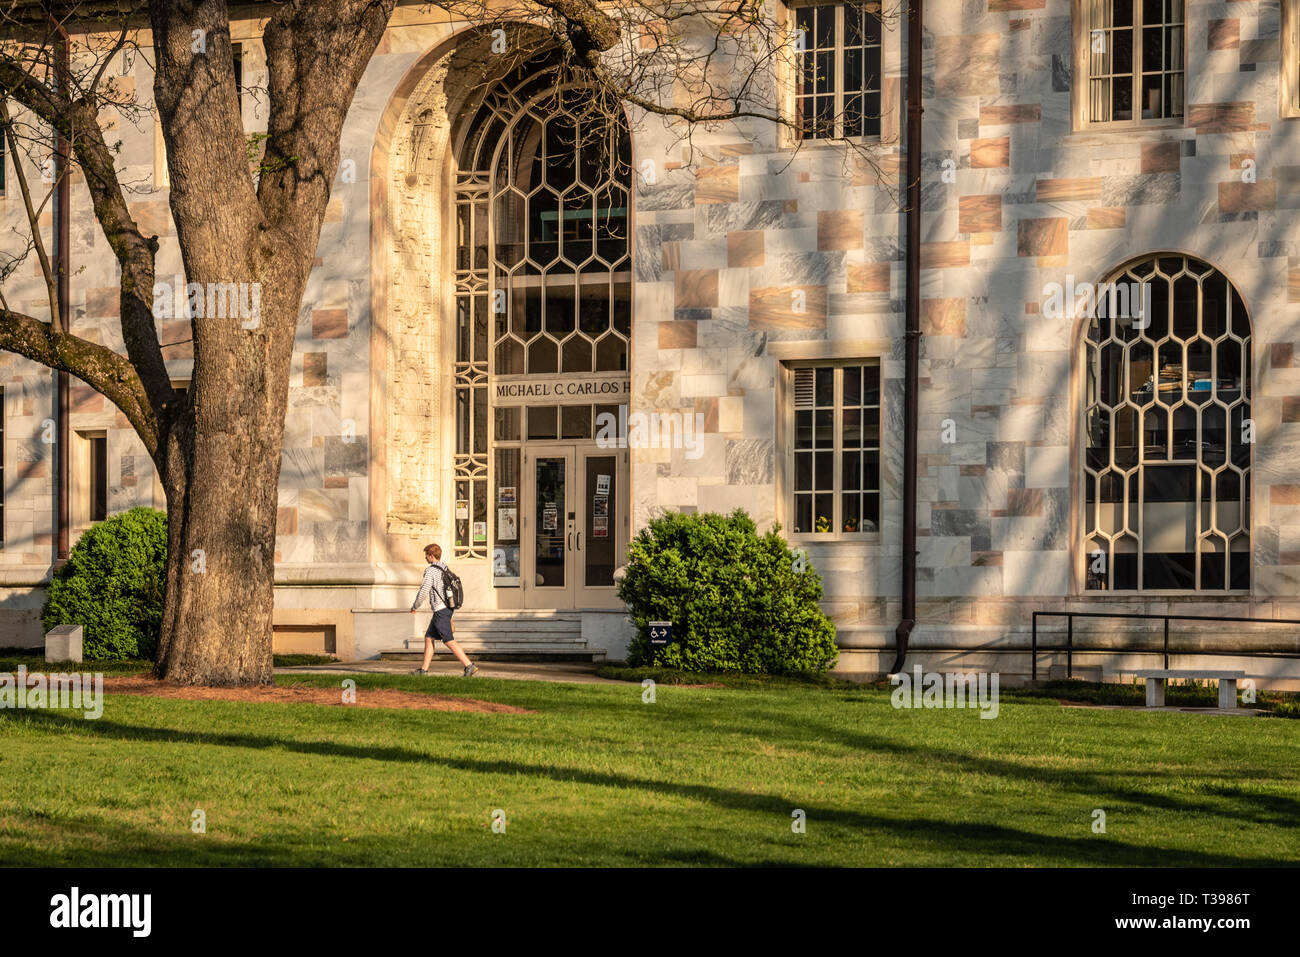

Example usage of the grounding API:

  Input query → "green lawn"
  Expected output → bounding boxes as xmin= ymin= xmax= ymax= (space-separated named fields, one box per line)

xmin=1 ymin=666 xmax=1298 ymax=866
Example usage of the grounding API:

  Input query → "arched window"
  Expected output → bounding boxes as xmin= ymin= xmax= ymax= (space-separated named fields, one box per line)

xmin=450 ymin=58 xmax=631 ymax=559
xmin=1083 ymin=254 xmax=1251 ymax=591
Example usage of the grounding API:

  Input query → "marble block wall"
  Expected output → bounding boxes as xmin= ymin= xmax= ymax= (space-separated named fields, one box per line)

xmin=911 ymin=0 xmax=1300 ymax=628
xmin=630 ymin=134 xmax=906 ymax=631
xmin=627 ymin=0 xmax=1300 ymax=636
xmin=5 ymin=2 xmax=1300 ymax=652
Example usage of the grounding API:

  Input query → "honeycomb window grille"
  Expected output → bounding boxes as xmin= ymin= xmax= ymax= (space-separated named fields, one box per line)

xmin=451 ymin=58 xmax=631 ymax=558
xmin=1083 ymin=254 xmax=1251 ymax=592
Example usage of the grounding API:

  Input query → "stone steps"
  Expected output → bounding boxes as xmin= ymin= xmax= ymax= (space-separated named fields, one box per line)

xmin=438 ymin=619 xmax=582 ymax=636
xmin=382 ymin=650 xmax=602 ymax=662
xmin=381 ymin=610 xmax=600 ymax=662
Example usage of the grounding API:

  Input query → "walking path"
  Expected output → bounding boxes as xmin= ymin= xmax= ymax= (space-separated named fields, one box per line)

xmin=275 ymin=658 xmax=625 ymax=685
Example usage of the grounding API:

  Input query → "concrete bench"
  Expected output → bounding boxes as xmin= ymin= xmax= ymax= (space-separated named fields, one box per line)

xmin=45 ymin=624 xmax=84 ymax=663
xmin=1129 ymin=669 xmax=1246 ymax=710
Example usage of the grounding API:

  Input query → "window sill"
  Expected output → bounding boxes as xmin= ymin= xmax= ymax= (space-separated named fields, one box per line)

xmin=1078 ymin=589 xmax=1253 ymax=597
xmin=780 ymin=133 xmax=886 ymax=153
xmin=788 ymin=533 xmax=881 ymax=546
xmin=1065 ymin=121 xmax=1189 ymax=144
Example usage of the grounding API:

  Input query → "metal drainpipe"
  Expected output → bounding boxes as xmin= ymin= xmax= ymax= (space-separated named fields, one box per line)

xmin=890 ymin=0 xmax=923 ymax=675
xmin=54 ymin=27 xmax=71 ymax=565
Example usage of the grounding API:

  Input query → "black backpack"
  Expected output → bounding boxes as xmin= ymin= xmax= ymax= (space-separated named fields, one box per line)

xmin=438 ymin=566 xmax=465 ymax=611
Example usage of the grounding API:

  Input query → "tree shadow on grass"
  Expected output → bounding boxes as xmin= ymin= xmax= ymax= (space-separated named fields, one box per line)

xmin=6 ymin=710 xmax=1292 ymax=867
xmin=0 ymin=810 xmax=783 ymax=868
xmin=794 ymin=718 xmax=1300 ymax=834
xmin=1198 ymin=786 xmax=1300 ymax=828
xmin=0 ymin=814 xmax=317 ymax=868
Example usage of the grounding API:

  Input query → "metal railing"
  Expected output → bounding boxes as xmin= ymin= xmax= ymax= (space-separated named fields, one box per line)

xmin=1030 ymin=610 xmax=1300 ymax=681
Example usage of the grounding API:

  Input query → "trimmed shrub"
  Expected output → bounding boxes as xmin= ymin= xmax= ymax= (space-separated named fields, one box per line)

xmin=616 ymin=509 xmax=838 ymax=674
xmin=41 ymin=507 xmax=168 ymax=661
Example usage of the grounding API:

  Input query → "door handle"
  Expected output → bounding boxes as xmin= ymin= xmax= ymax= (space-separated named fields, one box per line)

xmin=576 ymin=530 xmax=582 ymax=550
xmin=567 ymin=529 xmax=573 ymax=551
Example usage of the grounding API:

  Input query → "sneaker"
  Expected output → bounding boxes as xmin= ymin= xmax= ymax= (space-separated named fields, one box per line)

xmin=463 ymin=664 xmax=479 ymax=677
xmin=411 ymin=667 xmax=428 ymax=676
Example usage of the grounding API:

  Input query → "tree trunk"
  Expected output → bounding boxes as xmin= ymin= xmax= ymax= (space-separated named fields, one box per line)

xmin=152 ymin=280 xmax=299 ymax=686
xmin=1 ymin=0 xmax=394 ymax=686
xmin=143 ymin=0 xmax=392 ymax=685
xmin=154 ymin=441 xmax=279 ymax=686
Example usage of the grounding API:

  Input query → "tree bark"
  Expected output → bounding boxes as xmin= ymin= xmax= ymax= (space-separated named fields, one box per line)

xmin=145 ymin=0 xmax=393 ymax=684
xmin=1 ymin=0 xmax=393 ymax=685
xmin=153 ymin=331 xmax=292 ymax=686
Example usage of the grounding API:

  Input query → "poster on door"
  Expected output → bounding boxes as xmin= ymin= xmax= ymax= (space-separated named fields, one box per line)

xmin=592 ymin=490 xmax=609 ymax=538
xmin=493 ymin=545 xmax=520 ymax=586
xmin=542 ymin=502 xmax=558 ymax=532
xmin=497 ymin=508 xmax=518 ymax=541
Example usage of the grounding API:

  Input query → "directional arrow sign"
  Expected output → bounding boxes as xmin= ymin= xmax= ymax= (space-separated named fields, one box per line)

xmin=648 ymin=620 xmax=673 ymax=648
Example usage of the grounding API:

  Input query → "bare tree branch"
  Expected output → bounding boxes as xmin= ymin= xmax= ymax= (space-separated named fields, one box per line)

xmin=0 ymin=307 xmax=157 ymax=450
xmin=0 ymin=38 xmax=173 ymax=423
xmin=0 ymin=97 xmax=60 ymax=333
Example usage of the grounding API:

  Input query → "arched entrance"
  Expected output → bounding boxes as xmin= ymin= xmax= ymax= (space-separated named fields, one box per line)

xmin=450 ymin=56 xmax=632 ymax=608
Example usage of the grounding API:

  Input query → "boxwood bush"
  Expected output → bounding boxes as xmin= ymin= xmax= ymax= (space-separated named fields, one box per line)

xmin=616 ymin=509 xmax=838 ymax=674
xmin=41 ymin=507 xmax=168 ymax=661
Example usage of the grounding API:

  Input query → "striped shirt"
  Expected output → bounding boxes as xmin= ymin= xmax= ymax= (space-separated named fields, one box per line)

xmin=411 ymin=562 xmax=450 ymax=613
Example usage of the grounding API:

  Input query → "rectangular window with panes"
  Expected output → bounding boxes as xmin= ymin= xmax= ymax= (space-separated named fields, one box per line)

xmin=89 ymin=434 xmax=108 ymax=523
xmin=233 ymin=42 xmax=243 ymax=113
xmin=1283 ymin=0 xmax=1300 ymax=119
xmin=1084 ymin=0 xmax=1184 ymax=126
xmin=794 ymin=3 xmax=882 ymax=140
xmin=789 ymin=361 xmax=880 ymax=537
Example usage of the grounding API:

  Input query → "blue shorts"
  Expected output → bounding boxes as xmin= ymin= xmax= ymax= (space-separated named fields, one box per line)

xmin=425 ymin=608 xmax=454 ymax=642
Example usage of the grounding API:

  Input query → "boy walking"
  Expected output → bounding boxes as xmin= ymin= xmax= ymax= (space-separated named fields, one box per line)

xmin=410 ymin=543 xmax=478 ymax=677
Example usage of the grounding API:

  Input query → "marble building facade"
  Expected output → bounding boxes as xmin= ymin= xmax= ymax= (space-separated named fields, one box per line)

xmin=3 ymin=0 xmax=1300 ymax=675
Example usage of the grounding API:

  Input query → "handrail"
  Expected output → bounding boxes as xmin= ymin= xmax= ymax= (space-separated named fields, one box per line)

xmin=1030 ymin=611 xmax=1300 ymax=681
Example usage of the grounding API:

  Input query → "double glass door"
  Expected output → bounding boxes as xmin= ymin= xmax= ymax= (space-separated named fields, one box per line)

xmin=523 ymin=444 xmax=627 ymax=608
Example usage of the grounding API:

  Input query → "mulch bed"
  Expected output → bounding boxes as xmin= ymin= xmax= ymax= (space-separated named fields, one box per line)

xmin=102 ymin=677 xmax=533 ymax=714
xmin=1055 ymin=698 xmax=1262 ymax=714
